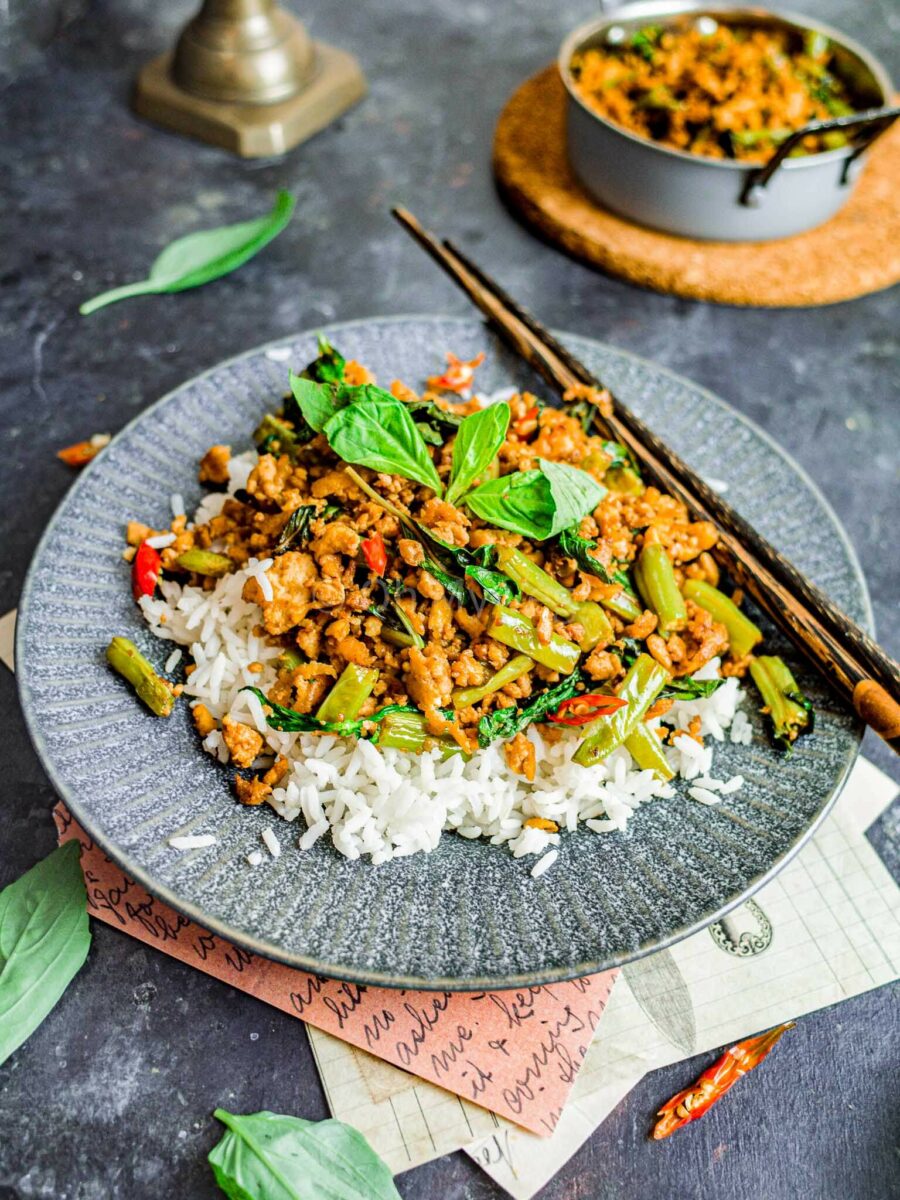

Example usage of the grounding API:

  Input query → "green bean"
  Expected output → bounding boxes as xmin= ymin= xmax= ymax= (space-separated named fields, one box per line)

xmin=573 ymin=653 xmax=669 ymax=767
xmin=452 ymin=654 xmax=533 ymax=709
xmin=749 ymin=656 xmax=812 ymax=747
xmin=494 ymin=546 xmax=612 ymax=650
xmin=175 ymin=548 xmax=233 ymax=577
xmin=376 ymin=708 xmax=428 ymax=753
xmin=377 ymin=709 xmax=464 ymax=758
xmin=624 ymin=723 xmax=674 ymax=781
xmin=106 ymin=636 xmax=174 ymax=717
xmin=682 ymin=579 xmax=762 ymax=658
xmin=599 ymin=585 xmax=643 ymax=623
xmin=573 ymin=601 xmax=614 ymax=652
xmin=315 ymin=663 xmax=378 ymax=724
xmin=488 ymin=606 xmax=581 ymax=675
xmin=274 ymin=648 xmax=303 ymax=673
xmin=634 ymin=544 xmax=686 ymax=633
xmin=604 ymin=466 xmax=643 ymax=496
xmin=380 ymin=627 xmax=419 ymax=649
xmin=253 ymin=413 xmax=298 ymax=456
xmin=494 ymin=545 xmax=578 ymax=617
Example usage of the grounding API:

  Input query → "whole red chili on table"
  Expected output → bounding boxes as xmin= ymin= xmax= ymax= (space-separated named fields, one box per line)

xmin=132 ymin=541 xmax=162 ymax=601
xmin=361 ymin=533 xmax=388 ymax=577
xmin=652 ymin=1022 xmax=795 ymax=1139
xmin=548 ymin=694 xmax=628 ymax=726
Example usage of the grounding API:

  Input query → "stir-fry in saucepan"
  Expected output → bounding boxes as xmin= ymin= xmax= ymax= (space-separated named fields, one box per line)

xmin=570 ymin=19 xmax=858 ymax=162
xmin=109 ymin=340 xmax=812 ymax=871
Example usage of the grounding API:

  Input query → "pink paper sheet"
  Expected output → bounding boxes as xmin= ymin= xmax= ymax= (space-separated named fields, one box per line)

xmin=54 ymin=804 xmax=616 ymax=1135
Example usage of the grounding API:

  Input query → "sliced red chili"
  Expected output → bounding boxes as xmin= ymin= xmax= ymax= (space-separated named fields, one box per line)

xmin=548 ymin=693 xmax=628 ymax=726
xmin=132 ymin=541 xmax=162 ymax=601
xmin=361 ymin=533 xmax=388 ymax=577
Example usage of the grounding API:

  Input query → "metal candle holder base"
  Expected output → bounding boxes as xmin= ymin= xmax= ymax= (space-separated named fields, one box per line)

xmin=132 ymin=1 xmax=366 ymax=158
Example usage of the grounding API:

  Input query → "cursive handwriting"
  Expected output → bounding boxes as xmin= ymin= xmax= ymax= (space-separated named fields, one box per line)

xmin=500 ymin=1004 xmax=588 ymax=1115
xmin=394 ymin=994 xmax=452 ymax=1066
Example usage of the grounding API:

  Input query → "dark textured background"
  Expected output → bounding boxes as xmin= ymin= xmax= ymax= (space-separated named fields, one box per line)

xmin=0 ymin=1 xmax=897 ymax=1197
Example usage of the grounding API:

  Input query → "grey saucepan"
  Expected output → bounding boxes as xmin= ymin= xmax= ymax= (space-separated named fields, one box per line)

xmin=559 ymin=2 xmax=897 ymax=241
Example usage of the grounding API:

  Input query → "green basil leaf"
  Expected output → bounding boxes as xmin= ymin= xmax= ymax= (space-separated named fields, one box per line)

xmin=462 ymin=468 xmax=555 ymax=539
xmin=446 ymin=404 xmax=510 ymax=506
xmin=466 ymin=563 xmax=519 ymax=605
xmin=287 ymin=374 xmax=344 ymax=434
xmin=303 ymin=336 xmax=346 ymax=385
xmin=477 ymin=670 xmax=584 ymax=747
xmin=538 ymin=459 xmax=606 ymax=537
xmin=600 ymin=440 xmax=632 ymax=471
xmin=324 ymin=395 xmax=443 ymax=495
xmin=463 ymin=462 xmax=604 ymax=541
xmin=80 ymin=191 xmax=295 ymax=315
xmin=273 ymin=505 xmax=317 ymax=556
xmin=209 ymin=1110 xmax=401 ymax=1200
xmin=661 ymin=676 xmax=726 ymax=700
xmin=242 ymin=688 xmax=422 ymax=738
xmin=422 ymin=559 xmax=469 ymax=606
xmin=405 ymin=399 xmax=463 ymax=446
xmin=557 ymin=528 xmax=633 ymax=592
xmin=0 ymin=840 xmax=91 ymax=1066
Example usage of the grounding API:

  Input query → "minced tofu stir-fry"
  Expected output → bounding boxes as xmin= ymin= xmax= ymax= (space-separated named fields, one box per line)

xmin=108 ymin=340 xmax=811 ymax=870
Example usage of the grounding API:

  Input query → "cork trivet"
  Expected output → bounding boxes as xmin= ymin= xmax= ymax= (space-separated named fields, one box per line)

xmin=493 ymin=66 xmax=900 ymax=307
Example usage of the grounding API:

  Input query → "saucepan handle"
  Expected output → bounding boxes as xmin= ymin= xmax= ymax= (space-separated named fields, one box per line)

xmin=740 ymin=104 xmax=900 ymax=208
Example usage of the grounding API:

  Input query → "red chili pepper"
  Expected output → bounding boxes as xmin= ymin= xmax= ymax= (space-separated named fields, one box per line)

xmin=57 ymin=433 xmax=110 ymax=468
xmin=426 ymin=351 xmax=486 ymax=395
xmin=652 ymin=1023 xmax=795 ymax=1140
xmin=521 ymin=405 xmax=539 ymax=422
xmin=548 ymin=694 xmax=628 ymax=726
xmin=132 ymin=541 xmax=162 ymax=601
xmin=361 ymin=533 xmax=388 ymax=577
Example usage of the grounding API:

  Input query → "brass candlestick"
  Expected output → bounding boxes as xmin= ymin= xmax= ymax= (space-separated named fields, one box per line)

xmin=133 ymin=0 xmax=366 ymax=157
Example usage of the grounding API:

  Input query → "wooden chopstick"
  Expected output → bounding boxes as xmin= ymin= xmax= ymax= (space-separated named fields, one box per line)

xmin=391 ymin=207 xmax=900 ymax=752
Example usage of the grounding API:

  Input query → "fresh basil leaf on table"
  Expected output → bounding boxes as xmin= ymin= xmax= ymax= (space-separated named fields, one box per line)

xmin=445 ymin=403 xmax=510 ymax=505
xmin=209 ymin=1110 xmax=401 ymax=1200
xmin=0 ymin=840 xmax=91 ymax=1066
xmin=463 ymin=460 xmax=604 ymax=540
xmin=324 ymin=393 xmax=444 ymax=495
xmin=79 ymin=191 xmax=296 ymax=315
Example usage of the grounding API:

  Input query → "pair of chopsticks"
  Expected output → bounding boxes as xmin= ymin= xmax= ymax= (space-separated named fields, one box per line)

xmin=391 ymin=207 xmax=900 ymax=753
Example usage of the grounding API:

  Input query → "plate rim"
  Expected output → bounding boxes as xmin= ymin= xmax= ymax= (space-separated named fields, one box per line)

xmin=16 ymin=314 xmax=871 ymax=990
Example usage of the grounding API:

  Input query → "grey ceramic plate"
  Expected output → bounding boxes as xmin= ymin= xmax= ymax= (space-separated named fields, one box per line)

xmin=17 ymin=316 xmax=868 ymax=989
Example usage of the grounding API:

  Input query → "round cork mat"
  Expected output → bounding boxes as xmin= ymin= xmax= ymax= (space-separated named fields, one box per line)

xmin=493 ymin=66 xmax=900 ymax=307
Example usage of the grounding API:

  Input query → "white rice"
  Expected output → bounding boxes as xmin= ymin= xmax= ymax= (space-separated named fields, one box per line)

xmin=146 ymin=532 xmax=177 ymax=550
xmin=143 ymin=457 xmax=752 ymax=877
xmin=246 ymin=850 xmax=264 ymax=866
xmin=262 ymin=828 xmax=281 ymax=859
xmin=169 ymin=834 xmax=216 ymax=850
xmin=164 ymin=648 xmax=182 ymax=673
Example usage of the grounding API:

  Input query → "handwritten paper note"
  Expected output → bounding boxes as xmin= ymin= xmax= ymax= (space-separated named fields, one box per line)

xmin=52 ymin=804 xmax=616 ymax=1134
